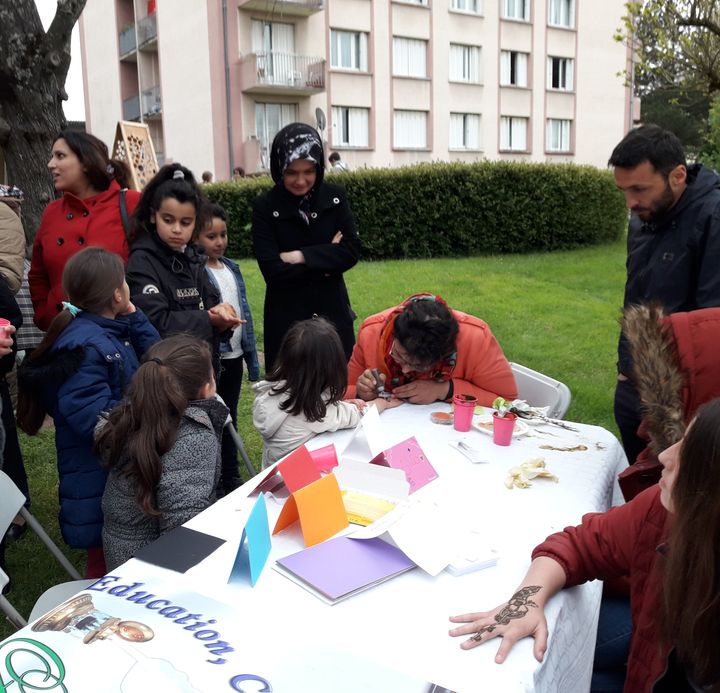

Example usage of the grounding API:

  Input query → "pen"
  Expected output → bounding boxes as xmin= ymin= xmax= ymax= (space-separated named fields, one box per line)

xmin=371 ymin=368 xmax=391 ymax=399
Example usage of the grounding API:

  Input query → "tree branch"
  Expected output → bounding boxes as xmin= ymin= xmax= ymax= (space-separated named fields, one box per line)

xmin=42 ymin=0 xmax=87 ymax=78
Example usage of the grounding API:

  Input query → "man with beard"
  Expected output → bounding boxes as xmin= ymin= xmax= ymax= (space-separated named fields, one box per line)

xmin=610 ymin=124 xmax=720 ymax=464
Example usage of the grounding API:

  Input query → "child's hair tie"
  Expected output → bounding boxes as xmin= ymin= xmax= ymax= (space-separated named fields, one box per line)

xmin=148 ymin=357 xmax=164 ymax=366
xmin=61 ymin=301 xmax=81 ymax=317
xmin=172 ymin=169 xmax=185 ymax=180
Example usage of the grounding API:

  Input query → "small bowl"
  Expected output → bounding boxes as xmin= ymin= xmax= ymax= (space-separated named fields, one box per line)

xmin=431 ymin=411 xmax=453 ymax=425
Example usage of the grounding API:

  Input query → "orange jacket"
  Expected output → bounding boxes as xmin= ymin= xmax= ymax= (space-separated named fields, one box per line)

xmin=346 ymin=307 xmax=517 ymax=405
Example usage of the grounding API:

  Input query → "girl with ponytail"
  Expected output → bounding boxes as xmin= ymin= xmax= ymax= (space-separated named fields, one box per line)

xmin=96 ymin=335 xmax=228 ymax=571
xmin=18 ymin=247 xmax=160 ymax=577
xmin=125 ymin=163 xmax=242 ymax=364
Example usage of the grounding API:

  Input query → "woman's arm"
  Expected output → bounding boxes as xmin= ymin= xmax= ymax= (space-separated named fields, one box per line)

xmin=301 ymin=192 xmax=361 ymax=274
xmin=29 ymin=229 xmax=55 ymax=331
xmin=449 ymin=557 xmax=566 ymax=662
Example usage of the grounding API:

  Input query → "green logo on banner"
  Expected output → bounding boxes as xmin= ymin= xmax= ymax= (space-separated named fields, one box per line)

xmin=0 ymin=638 xmax=67 ymax=692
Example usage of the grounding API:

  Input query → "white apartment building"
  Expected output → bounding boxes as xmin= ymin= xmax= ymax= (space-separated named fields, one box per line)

xmin=80 ymin=0 xmax=633 ymax=179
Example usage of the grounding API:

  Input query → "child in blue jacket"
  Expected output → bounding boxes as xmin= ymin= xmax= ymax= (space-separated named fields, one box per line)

xmin=198 ymin=203 xmax=259 ymax=492
xmin=18 ymin=247 xmax=159 ymax=577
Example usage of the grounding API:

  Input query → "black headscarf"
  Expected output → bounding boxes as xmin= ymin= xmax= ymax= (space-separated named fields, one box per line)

xmin=270 ymin=123 xmax=325 ymax=225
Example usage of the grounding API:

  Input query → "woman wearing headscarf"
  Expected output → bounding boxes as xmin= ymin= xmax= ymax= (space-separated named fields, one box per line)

xmin=252 ymin=123 xmax=361 ymax=372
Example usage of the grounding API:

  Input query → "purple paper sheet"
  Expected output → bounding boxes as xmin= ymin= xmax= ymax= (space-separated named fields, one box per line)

xmin=276 ymin=536 xmax=415 ymax=601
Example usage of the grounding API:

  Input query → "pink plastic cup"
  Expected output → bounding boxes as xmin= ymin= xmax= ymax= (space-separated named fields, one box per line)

xmin=492 ymin=412 xmax=517 ymax=446
xmin=0 ymin=318 xmax=10 ymax=330
xmin=453 ymin=393 xmax=478 ymax=432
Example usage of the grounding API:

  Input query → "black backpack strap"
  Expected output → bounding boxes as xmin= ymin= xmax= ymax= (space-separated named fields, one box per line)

xmin=119 ymin=188 xmax=131 ymax=241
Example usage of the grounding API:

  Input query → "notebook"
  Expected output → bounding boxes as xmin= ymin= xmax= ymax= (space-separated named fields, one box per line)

xmin=274 ymin=536 xmax=416 ymax=605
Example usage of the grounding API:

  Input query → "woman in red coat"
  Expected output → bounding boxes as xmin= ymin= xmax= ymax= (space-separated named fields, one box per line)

xmin=450 ymin=398 xmax=720 ymax=692
xmin=29 ymin=131 xmax=140 ymax=331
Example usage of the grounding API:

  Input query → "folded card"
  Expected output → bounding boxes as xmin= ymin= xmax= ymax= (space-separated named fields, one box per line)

xmin=273 ymin=474 xmax=349 ymax=547
xmin=229 ymin=493 xmax=271 ymax=586
xmin=370 ymin=436 xmax=438 ymax=493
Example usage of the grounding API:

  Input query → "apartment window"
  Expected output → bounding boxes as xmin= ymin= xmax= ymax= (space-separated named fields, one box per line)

xmin=451 ymin=0 xmax=481 ymax=12
xmin=332 ymin=106 xmax=370 ymax=147
xmin=394 ymin=110 xmax=427 ymax=148
xmin=251 ymin=20 xmax=295 ymax=82
xmin=393 ymin=37 xmax=427 ymax=78
xmin=500 ymin=51 xmax=528 ymax=87
xmin=547 ymin=118 xmax=571 ymax=152
xmin=547 ymin=56 xmax=573 ymax=90
xmin=449 ymin=44 xmax=482 ymax=83
xmin=330 ymin=29 xmax=369 ymax=71
xmin=548 ymin=0 xmax=574 ymax=27
xmin=500 ymin=116 xmax=528 ymax=151
xmin=503 ymin=0 xmax=529 ymax=21
xmin=449 ymin=113 xmax=481 ymax=150
xmin=256 ymin=102 xmax=298 ymax=168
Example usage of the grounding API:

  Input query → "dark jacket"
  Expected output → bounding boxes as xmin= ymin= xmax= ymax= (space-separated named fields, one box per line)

xmin=126 ymin=231 xmax=221 ymax=347
xmin=619 ymin=164 xmax=720 ymax=376
xmin=18 ymin=310 xmax=159 ymax=548
xmin=533 ymin=486 xmax=670 ymax=693
xmin=100 ymin=397 xmax=227 ymax=571
xmin=252 ymin=182 xmax=361 ymax=371
xmin=204 ymin=257 xmax=260 ymax=380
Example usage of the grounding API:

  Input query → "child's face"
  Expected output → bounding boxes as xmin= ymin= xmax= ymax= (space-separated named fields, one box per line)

xmin=151 ymin=198 xmax=196 ymax=251
xmin=198 ymin=217 xmax=228 ymax=261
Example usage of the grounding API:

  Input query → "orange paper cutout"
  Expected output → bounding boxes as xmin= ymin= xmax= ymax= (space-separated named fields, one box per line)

xmin=273 ymin=474 xmax=349 ymax=547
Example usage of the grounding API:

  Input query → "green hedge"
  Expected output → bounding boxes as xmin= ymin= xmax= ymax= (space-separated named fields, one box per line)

xmin=204 ymin=161 xmax=627 ymax=259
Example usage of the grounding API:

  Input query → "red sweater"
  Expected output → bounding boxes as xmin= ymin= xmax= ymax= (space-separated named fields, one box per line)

xmin=346 ymin=307 xmax=517 ymax=405
xmin=29 ymin=181 xmax=140 ymax=330
xmin=533 ymin=487 xmax=671 ymax=693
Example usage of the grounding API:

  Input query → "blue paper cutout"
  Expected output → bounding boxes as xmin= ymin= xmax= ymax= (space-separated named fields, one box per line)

xmin=229 ymin=493 xmax=271 ymax=586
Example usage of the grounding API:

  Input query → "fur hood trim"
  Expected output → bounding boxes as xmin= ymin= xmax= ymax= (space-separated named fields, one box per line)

xmin=622 ymin=304 xmax=685 ymax=455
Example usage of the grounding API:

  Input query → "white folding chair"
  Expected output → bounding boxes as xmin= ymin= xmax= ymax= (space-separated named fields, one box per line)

xmin=510 ymin=362 xmax=572 ymax=419
xmin=0 ymin=470 xmax=85 ymax=630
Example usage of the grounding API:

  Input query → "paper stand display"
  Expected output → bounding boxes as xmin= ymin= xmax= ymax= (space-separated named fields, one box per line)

xmin=273 ymin=474 xmax=349 ymax=547
xmin=370 ymin=437 xmax=438 ymax=493
xmin=228 ymin=494 xmax=271 ymax=586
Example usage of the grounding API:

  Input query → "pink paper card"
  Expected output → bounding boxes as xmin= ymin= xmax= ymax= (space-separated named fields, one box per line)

xmin=278 ymin=445 xmax=321 ymax=493
xmin=371 ymin=437 xmax=438 ymax=493
xmin=310 ymin=444 xmax=339 ymax=472
xmin=273 ymin=474 xmax=349 ymax=547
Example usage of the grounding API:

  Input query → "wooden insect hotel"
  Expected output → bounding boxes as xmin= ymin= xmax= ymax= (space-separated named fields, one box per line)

xmin=112 ymin=121 xmax=159 ymax=191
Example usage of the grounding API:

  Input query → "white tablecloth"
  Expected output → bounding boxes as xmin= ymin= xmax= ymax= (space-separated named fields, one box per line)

xmin=1 ymin=404 xmax=627 ymax=693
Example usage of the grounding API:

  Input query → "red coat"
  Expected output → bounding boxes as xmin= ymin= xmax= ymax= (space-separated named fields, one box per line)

xmin=346 ymin=306 xmax=517 ymax=405
xmin=532 ymin=487 xmax=671 ymax=693
xmin=29 ymin=181 xmax=140 ymax=331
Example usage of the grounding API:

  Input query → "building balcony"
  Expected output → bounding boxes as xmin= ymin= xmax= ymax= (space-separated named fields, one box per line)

xmin=237 ymin=0 xmax=323 ymax=16
xmin=240 ymin=52 xmax=325 ymax=95
xmin=142 ymin=85 xmax=162 ymax=118
xmin=122 ymin=94 xmax=141 ymax=121
xmin=137 ymin=13 xmax=157 ymax=50
xmin=118 ymin=25 xmax=137 ymax=60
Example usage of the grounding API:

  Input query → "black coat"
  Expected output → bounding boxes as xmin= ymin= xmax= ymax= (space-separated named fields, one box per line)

xmin=126 ymin=231 xmax=221 ymax=348
xmin=619 ymin=164 xmax=720 ymax=375
xmin=252 ymin=182 xmax=361 ymax=371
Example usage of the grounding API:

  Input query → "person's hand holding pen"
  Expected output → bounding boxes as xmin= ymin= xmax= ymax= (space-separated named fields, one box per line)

xmin=356 ymin=368 xmax=386 ymax=401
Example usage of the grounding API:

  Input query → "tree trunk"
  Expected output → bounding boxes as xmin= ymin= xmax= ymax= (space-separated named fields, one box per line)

xmin=0 ymin=0 xmax=87 ymax=243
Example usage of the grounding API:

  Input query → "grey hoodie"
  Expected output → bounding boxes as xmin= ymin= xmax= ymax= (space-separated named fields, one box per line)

xmin=252 ymin=379 xmax=361 ymax=468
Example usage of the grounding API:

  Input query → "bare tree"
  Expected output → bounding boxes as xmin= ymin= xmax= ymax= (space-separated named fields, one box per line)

xmin=0 ymin=0 xmax=87 ymax=240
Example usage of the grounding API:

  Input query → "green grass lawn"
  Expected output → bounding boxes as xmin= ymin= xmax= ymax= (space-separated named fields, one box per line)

xmin=1 ymin=239 xmax=626 ymax=638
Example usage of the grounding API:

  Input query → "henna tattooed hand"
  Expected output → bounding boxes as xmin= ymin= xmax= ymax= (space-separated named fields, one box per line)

xmin=449 ymin=585 xmax=549 ymax=664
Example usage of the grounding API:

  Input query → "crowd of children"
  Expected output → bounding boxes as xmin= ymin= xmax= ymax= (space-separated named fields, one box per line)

xmin=3 ymin=155 xmax=390 ymax=581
